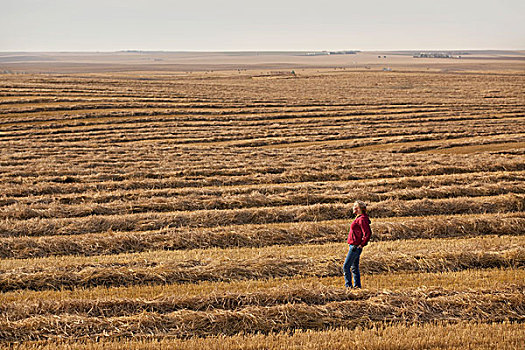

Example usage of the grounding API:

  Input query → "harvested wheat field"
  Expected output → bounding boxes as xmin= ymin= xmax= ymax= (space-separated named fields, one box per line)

xmin=1 ymin=54 xmax=524 ymax=349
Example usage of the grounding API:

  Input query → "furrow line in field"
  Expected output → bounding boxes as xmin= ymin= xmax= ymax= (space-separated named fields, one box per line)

xmin=0 ymin=106 xmax=473 ymax=128
xmin=0 ymin=194 xmax=523 ymax=237
xmin=1 ymin=115 xmax=523 ymax=143
xmin=2 ymin=181 xmax=523 ymax=220
xmin=1 ymin=285 xmax=522 ymax=321
xmin=3 ymin=100 xmax=520 ymax=123
xmin=1 ymin=159 xmax=524 ymax=198
xmin=1 ymin=212 xmax=522 ymax=259
xmin=4 ymin=129 xmax=523 ymax=151
xmin=0 ymin=237 xmax=522 ymax=289
xmin=2 ymin=169 xmax=522 ymax=203
xmin=1 ymin=291 xmax=523 ymax=342
xmin=2 ymin=122 xmax=523 ymax=147
xmin=5 ymin=321 xmax=523 ymax=349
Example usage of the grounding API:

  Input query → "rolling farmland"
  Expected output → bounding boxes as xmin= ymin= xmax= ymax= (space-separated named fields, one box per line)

xmin=1 ymin=59 xmax=524 ymax=348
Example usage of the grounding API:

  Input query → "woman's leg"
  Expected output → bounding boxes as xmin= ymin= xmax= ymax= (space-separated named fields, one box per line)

xmin=343 ymin=245 xmax=358 ymax=287
xmin=351 ymin=248 xmax=362 ymax=288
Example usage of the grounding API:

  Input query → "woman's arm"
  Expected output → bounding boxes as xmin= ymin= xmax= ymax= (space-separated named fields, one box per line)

xmin=359 ymin=217 xmax=372 ymax=247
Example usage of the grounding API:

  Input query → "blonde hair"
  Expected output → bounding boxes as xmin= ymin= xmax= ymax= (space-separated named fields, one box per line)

xmin=353 ymin=200 xmax=367 ymax=214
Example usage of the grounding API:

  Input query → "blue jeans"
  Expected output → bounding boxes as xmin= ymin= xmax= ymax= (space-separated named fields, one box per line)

xmin=343 ymin=245 xmax=362 ymax=288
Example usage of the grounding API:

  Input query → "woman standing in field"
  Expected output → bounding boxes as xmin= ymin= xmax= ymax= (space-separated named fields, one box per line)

xmin=344 ymin=200 xmax=372 ymax=288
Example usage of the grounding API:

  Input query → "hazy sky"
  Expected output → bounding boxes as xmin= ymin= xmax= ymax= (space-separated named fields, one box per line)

xmin=1 ymin=0 xmax=524 ymax=51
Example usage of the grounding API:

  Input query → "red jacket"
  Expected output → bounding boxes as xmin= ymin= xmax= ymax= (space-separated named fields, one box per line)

xmin=347 ymin=214 xmax=372 ymax=246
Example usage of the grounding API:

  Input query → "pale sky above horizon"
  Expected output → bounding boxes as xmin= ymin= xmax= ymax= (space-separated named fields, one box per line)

xmin=1 ymin=0 xmax=524 ymax=51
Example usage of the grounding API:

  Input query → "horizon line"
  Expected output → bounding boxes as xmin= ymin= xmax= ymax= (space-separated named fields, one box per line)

xmin=1 ymin=49 xmax=525 ymax=53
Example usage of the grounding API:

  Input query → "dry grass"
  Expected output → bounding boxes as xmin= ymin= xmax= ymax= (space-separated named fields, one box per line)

xmin=1 ymin=235 xmax=523 ymax=292
xmin=1 ymin=281 xmax=523 ymax=321
xmin=0 ymin=267 xmax=521 ymax=304
xmin=6 ymin=321 xmax=523 ymax=350
xmin=1 ymin=69 xmax=524 ymax=345
xmin=2 ymin=173 xmax=523 ymax=220
xmin=425 ymin=141 xmax=525 ymax=154
xmin=1 ymin=194 xmax=523 ymax=237
xmin=3 ymin=154 xmax=524 ymax=198
xmin=1 ymin=212 xmax=522 ymax=258
xmin=0 ymin=288 xmax=523 ymax=342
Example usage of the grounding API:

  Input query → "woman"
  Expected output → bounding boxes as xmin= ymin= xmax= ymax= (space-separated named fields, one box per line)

xmin=343 ymin=200 xmax=372 ymax=288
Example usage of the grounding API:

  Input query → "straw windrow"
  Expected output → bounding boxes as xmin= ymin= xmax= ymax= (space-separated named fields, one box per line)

xmin=1 ymin=68 xmax=524 ymax=347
